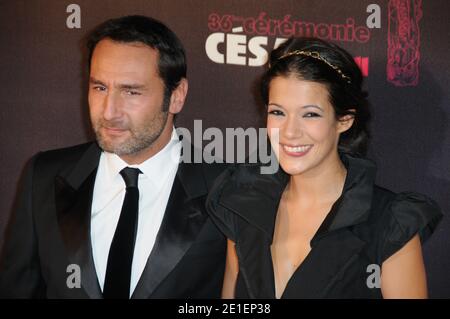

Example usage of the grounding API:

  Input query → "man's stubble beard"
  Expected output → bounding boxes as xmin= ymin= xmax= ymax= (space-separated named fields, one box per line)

xmin=93 ymin=108 xmax=169 ymax=156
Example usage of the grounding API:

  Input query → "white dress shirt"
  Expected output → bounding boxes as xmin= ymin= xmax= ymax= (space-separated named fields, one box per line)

xmin=90 ymin=128 xmax=181 ymax=296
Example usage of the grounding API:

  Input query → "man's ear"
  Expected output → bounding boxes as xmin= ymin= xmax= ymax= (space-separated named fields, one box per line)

xmin=168 ymin=78 xmax=188 ymax=115
xmin=337 ymin=109 xmax=356 ymax=133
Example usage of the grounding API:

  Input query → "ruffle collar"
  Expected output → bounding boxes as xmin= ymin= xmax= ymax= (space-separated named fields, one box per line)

xmin=217 ymin=154 xmax=377 ymax=243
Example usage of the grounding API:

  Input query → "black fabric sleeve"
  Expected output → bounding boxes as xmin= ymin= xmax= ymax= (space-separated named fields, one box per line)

xmin=379 ymin=192 xmax=443 ymax=263
xmin=205 ymin=166 xmax=239 ymax=242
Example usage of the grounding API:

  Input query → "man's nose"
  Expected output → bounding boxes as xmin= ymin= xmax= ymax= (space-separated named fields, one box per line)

xmin=103 ymin=91 xmax=122 ymax=121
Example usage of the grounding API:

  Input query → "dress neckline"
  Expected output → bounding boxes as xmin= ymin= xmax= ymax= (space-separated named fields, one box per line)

xmin=216 ymin=153 xmax=377 ymax=298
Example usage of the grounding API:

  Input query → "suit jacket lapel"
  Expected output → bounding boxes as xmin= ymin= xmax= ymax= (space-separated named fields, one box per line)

xmin=131 ymin=162 xmax=209 ymax=298
xmin=54 ymin=143 xmax=102 ymax=299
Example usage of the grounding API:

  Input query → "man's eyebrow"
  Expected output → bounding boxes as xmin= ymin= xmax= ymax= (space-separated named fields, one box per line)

xmin=118 ymin=83 xmax=147 ymax=90
xmin=89 ymin=77 xmax=105 ymax=85
xmin=89 ymin=77 xmax=146 ymax=90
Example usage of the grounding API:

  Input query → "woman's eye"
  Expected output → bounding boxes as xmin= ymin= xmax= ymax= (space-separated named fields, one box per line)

xmin=268 ymin=110 xmax=284 ymax=116
xmin=303 ymin=112 xmax=321 ymax=118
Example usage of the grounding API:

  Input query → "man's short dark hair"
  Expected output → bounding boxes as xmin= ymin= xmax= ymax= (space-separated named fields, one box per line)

xmin=86 ymin=15 xmax=187 ymax=109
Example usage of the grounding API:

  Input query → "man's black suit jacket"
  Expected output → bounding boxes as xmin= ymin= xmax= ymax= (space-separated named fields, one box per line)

xmin=0 ymin=142 xmax=227 ymax=298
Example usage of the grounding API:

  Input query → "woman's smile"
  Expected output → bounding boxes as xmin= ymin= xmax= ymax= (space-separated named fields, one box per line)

xmin=280 ymin=143 xmax=313 ymax=157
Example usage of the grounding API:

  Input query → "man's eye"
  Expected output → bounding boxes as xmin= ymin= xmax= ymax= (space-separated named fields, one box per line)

xmin=304 ymin=112 xmax=321 ymax=118
xmin=93 ymin=86 xmax=106 ymax=92
xmin=126 ymin=90 xmax=141 ymax=96
xmin=268 ymin=110 xmax=284 ymax=116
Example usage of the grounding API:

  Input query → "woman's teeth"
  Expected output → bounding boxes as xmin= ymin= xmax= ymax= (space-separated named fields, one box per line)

xmin=283 ymin=145 xmax=312 ymax=153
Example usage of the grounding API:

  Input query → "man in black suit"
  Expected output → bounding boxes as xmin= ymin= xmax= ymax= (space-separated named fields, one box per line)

xmin=0 ymin=15 xmax=226 ymax=298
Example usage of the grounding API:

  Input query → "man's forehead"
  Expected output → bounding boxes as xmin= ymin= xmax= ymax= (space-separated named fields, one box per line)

xmin=93 ymin=38 xmax=158 ymax=56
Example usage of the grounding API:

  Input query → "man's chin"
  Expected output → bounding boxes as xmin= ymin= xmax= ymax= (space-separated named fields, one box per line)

xmin=97 ymin=138 xmax=128 ymax=155
xmin=98 ymin=138 xmax=149 ymax=157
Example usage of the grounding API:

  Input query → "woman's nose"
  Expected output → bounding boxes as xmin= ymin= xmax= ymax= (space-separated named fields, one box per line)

xmin=282 ymin=115 xmax=303 ymax=139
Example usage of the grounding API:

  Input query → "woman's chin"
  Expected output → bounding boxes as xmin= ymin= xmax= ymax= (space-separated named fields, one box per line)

xmin=279 ymin=161 xmax=309 ymax=176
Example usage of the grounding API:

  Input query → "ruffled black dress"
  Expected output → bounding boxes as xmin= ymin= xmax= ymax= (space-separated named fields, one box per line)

xmin=206 ymin=154 xmax=443 ymax=298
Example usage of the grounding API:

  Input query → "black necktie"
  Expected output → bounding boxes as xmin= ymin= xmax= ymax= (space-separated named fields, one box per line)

xmin=103 ymin=167 xmax=142 ymax=299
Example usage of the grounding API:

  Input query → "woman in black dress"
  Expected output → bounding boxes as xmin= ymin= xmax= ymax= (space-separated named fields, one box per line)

xmin=206 ymin=37 xmax=443 ymax=298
